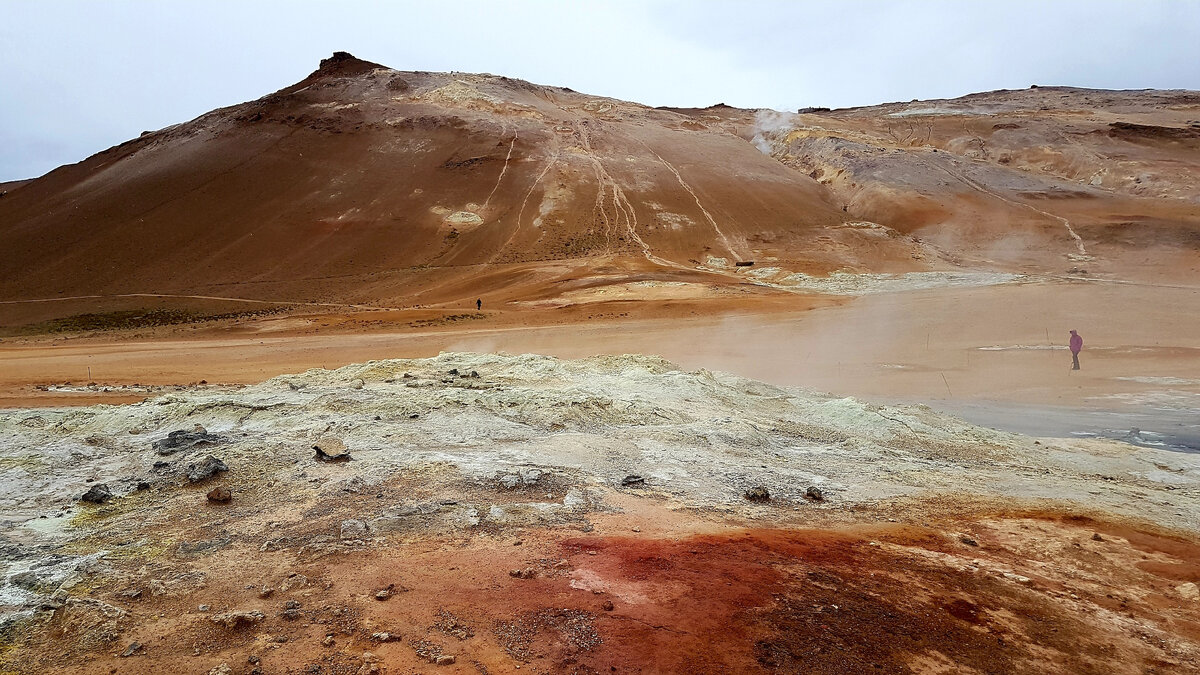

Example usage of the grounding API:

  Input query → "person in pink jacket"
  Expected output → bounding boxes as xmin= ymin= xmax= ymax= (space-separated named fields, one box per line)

xmin=1069 ymin=330 xmax=1083 ymax=370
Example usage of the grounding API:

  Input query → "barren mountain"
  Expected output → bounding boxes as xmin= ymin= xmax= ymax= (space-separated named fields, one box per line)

xmin=2 ymin=53 xmax=1197 ymax=330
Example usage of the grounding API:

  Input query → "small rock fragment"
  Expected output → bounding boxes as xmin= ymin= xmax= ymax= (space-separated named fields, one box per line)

xmin=370 ymin=631 xmax=398 ymax=642
xmin=743 ymin=486 xmax=770 ymax=502
xmin=374 ymin=584 xmax=395 ymax=601
xmin=322 ymin=634 xmax=335 ymax=646
xmin=1178 ymin=582 xmax=1199 ymax=601
xmin=509 ymin=568 xmax=536 ymax=579
xmin=313 ymin=437 xmax=351 ymax=462
xmin=601 ymin=600 xmax=614 ymax=611
xmin=207 ymin=486 xmax=232 ymax=503
xmin=258 ymin=586 xmax=274 ymax=598
xmin=120 ymin=642 xmax=143 ymax=657
xmin=186 ymin=456 xmax=228 ymax=483
xmin=805 ymin=486 xmax=824 ymax=502
xmin=620 ymin=475 xmax=645 ymax=487
xmin=960 ymin=537 xmax=978 ymax=547
xmin=436 ymin=655 xmax=456 ymax=665
xmin=1092 ymin=533 xmax=1104 ymax=542
xmin=282 ymin=599 xmax=302 ymax=620
xmin=350 ymin=378 xmax=365 ymax=390
xmin=80 ymin=483 xmax=112 ymax=503
xmin=210 ymin=610 xmax=266 ymax=630
xmin=207 ymin=663 xmax=232 ymax=675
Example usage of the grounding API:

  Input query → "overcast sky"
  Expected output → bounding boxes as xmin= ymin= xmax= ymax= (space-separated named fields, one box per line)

xmin=3 ymin=0 xmax=1199 ymax=181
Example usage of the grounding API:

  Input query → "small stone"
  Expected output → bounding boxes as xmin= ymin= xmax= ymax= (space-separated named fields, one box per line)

xmin=136 ymin=481 xmax=151 ymax=491
xmin=80 ymin=483 xmax=112 ymax=503
xmin=374 ymin=584 xmax=395 ymax=600
xmin=1178 ymin=582 xmax=1199 ymax=601
xmin=207 ymin=664 xmax=232 ymax=675
xmin=805 ymin=486 xmax=824 ymax=502
xmin=1092 ymin=533 xmax=1104 ymax=542
xmin=313 ymin=437 xmax=351 ymax=462
xmin=370 ymin=631 xmax=398 ymax=642
xmin=198 ymin=604 xmax=210 ymax=612
xmin=186 ymin=456 xmax=228 ymax=483
xmin=258 ymin=586 xmax=274 ymax=598
xmin=509 ymin=568 xmax=536 ymax=579
xmin=350 ymin=378 xmax=365 ymax=390
xmin=207 ymin=486 xmax=232 ymax=503
xmin=436 ymin=655 xmax=456 ymax=666
xmin=743 ymin=486 xmax=770 ymax=502
xmin=120 ymin=587 xmax=143 ymax=600
xmin=620 ymin=475 xmax=644 ymax=487
xmin=120 ymin=642 xmax=143 ymax=657
xmin=960 ymin=537 xmax=978 ymax=547
xmin=322 ymin=635 xmax=335 ymax=646
xmin=248 ymin=655 xmax=261 ymax=665
xmin=601 ymin=600 xmax=614 ymax=611
xmin=210 ymin=610 xmax=266 ymax=630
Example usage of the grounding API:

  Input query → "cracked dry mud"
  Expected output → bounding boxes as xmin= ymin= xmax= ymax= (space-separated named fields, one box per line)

xmin=2 ymin=353 xmax=1199 ymax=673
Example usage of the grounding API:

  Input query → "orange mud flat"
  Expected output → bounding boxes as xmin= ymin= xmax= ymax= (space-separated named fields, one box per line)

xmin=15 ymin=505 xmax=1200 ymax=675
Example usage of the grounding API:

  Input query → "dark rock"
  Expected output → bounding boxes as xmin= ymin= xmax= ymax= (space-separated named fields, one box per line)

xmin=186 ymin=456 xmax=228 ymax=483
xmin=601 ymin=600 xmax=614 ymax=611
xmin=1092 ymin=533 xmax=1104 ymax=542
xmin=734 ymin=261 xmax=755 ymax=267
xmin=743 ymin=486 xmax=770 ymax=502
xmin=805 ymin=486 xmax=825 ymax=502
xmin=135 ymin=481 xmax=151 ymax=491
xmin=80 ymin=484 xmax=112 ymax=503
xmin=620 ymin=475 xmax=644 ymax=487
xmin=281 ymin=599 xmax=302 ymax=620
xmin=960 ymin=537 xmax=979 ymax=547
xmin=448 ymin=368 xmax=459 ymax=376
xmin=207 ymin=486 xmax=232 ymax=503
xmin=374 ymin=584 xmax=395 ymax=600
xmin=120 ymin=642 xmax=143 ymax=657
xmin=152 ymin=429 xmax=223 ymax=456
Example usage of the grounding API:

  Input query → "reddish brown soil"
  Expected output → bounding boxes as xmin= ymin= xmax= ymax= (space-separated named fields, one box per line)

xmin=12 ymin=502 xmax=1200 ymax=674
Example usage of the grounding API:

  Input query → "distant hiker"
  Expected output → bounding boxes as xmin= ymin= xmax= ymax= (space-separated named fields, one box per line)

xmin=476 ymin=298 xmax=482 ymax=311
xmin=1069 ymin=330 xmax=1083 ymax=370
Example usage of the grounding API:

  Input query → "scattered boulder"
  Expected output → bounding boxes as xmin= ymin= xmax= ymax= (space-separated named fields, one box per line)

xmin=206 ymin=486 xmax=232 ymax=503
xmin=152 ymin=429 xmax=223 ymax=456
xmin=187 ymin=456 xmax=228 ymax=483
xmin=210 ymin=610 xmax=265 ymax=630
xmin=313 ymin=437 xmax=351 ymax=463
xmin=743 ymin=486 xmax=770 ymax=502
xmin=805 ymin=486 xmax=824 ymax=502
xmin=80 ymin=483 xmax=112 ymax=504
xmin=340 ymin=519 xmax=369 ymax=540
